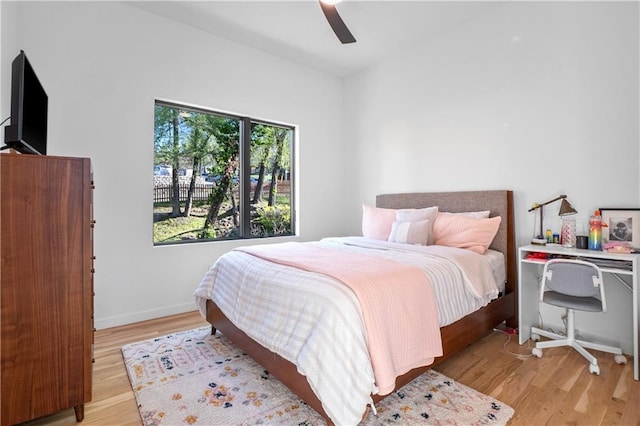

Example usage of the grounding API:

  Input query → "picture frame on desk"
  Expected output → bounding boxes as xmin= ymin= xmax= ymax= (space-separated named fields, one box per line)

xmin=600 ymin=208 xmax=640 ymax=248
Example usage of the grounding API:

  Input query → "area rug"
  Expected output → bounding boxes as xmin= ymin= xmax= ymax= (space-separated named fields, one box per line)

xmin=122 ymin=327 xmax=514 ymax=425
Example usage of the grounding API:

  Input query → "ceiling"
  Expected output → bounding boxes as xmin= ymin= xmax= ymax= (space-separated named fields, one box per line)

xmin=128 ymin=1 xmax=506 ymax=77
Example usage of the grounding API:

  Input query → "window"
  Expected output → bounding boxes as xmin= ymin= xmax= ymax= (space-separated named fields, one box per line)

xmin=153 ymin=101 xmax=295 ymax=245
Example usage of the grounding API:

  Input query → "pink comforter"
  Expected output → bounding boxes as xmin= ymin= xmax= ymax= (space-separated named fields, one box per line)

xmin=236 ymin=242 xmax=443 ymax=394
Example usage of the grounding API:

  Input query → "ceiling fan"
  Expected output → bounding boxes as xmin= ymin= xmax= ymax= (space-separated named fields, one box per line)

xmin=319 ymin=0 xmax=356 ymax=44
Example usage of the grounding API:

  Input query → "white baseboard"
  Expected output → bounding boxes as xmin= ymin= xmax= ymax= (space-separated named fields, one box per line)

xmin=95 ymin=302 xmax=198 ymax=330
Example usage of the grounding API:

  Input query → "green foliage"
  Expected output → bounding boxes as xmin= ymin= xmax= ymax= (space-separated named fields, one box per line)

xmin=154 ymin=103 xmax=240 ymax=177
xmin=153 ymin=215 xmax=206 ymax=243
xmin=153 ymin=197 xmax=293 ymax=242
xmin=197 ymin=225 xmax=217 ymax=240
xmin=253 ymin=203 xmax=291 ymax=236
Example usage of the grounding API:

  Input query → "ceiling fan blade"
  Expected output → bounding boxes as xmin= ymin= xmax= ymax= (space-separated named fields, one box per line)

xmin=319 ymin=1 xmax=356 ymax=44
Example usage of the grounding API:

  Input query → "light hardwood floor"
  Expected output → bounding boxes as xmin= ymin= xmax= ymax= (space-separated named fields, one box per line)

xmin=23 ymin=311 xmax=639 ymax=425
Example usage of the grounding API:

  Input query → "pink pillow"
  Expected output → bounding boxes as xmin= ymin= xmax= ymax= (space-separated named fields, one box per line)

xmin=362 ymin=205 xmax=397 ymax=240
xmin=433 ymin=214 xmax=501 ymax=254
xmin=388 ymin=219 xmax=431 ymax=245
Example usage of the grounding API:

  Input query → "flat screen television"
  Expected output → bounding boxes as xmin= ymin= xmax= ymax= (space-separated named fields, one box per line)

xmin=3 ymin=50 xmax=48 ymax=155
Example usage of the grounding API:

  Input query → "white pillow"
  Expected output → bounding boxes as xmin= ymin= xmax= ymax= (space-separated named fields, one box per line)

xmin=396 ymin=206 xmax=438 ymax=244
xmin=396 ymin=206 xmax=439 ymax=222
xmin=388 ymin=219 xmax=431 ymax=245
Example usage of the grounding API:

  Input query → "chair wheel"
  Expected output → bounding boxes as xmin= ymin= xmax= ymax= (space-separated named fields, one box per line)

xmin=532 ymin=348 xmax=543 ymax=358
xmin=531 ymin=333 xmax=540 ymax=342
xmin=589 ymin=364 xmax=600 ymax=375
xmin=614 ymin=354 xmax=627 ymax=365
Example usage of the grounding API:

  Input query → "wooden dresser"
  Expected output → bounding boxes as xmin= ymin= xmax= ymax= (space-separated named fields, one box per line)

xmin=0 ymin=154 xmax=94 ymax=425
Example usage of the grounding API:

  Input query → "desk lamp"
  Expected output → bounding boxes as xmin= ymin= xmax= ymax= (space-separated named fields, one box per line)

xmin=529 ymin=194 xmax=577 ymax=245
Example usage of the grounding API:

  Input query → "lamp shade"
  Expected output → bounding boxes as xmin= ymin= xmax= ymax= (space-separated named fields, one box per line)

xmin=559 ymin=198 xmax=578 ymax=216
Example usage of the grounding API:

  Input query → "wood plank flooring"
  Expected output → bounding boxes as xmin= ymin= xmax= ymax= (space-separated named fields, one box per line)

xmin=21 ymin=311 xmax=639 ymax=425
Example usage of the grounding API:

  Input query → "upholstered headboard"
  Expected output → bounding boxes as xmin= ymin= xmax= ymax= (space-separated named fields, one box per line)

xmin=376 ymin=190 xmax=516 ymax=292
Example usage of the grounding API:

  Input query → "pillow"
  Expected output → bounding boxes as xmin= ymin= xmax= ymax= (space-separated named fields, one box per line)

xmin=396 ymin=206 xmax=438 ymax=244
xmin=388 ymin=219 xmax=431 ymax=245
xmin=396 ymin=206 xmax=439 ymax=222
xmin=362 ymin=205 xmax=397 ymax=240
xmin=433 ymin=214 xmax=502 ymax=254
xmin=444 ymin=210 xmax=491 ymax=219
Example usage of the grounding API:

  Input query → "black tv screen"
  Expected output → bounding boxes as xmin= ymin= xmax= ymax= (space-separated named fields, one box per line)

xmin=3 ymin=50 xmax=48 ymax=155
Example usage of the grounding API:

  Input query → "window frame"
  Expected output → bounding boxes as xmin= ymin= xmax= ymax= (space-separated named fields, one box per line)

xmin=153 ymin=99 xmax=296 ymax=245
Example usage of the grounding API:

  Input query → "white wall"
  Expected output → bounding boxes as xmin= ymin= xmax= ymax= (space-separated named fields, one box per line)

xmin=343 ymin=1 xmax=639 ymax=351
xmin=1 ymin=1 xmax=347 ymax=328
xmin=344 ymin=1 xmax=639 ymax=246
xmin=1 ymin=1 xmax=18 ymax=123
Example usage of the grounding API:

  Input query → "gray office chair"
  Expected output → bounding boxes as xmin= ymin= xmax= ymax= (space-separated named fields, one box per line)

xmin=530 ymin=259 xmax=627 ymax=375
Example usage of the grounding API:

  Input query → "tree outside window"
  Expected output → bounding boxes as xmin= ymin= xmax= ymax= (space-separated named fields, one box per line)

xmin=153 ymin=101 xmax=295 ymax=244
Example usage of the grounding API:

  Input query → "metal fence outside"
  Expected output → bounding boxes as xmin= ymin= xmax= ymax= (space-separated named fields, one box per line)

xmin=154 ymin=181 xmax=291 ymax=204
xmin=154 ymin=183 xmax=213 ymax=203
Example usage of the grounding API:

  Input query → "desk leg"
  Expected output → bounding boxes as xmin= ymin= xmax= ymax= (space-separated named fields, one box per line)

xmin=633 ymin=257 xmax=639 ymax=381
xmin=518 ymin=254 xmax=541 ymax=345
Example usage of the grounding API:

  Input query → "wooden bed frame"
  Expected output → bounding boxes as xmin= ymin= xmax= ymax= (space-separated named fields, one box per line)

xmin=206 ymin=190 xmax=517 ymax=423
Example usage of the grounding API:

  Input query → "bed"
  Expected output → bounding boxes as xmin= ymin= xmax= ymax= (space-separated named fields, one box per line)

xmin=194 ymin=190 xmax=516 ymax=425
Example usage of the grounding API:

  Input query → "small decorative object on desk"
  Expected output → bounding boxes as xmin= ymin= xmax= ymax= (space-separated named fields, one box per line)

xmin=545 ymin=229 xmax=552 ymax=243
xmin=576 ymin=235 xmax=588 ymax=249
xmin=561 ymin=218 xmax=576 ymax=247
xmin=588 ymin=210 xmax=603 ymax=250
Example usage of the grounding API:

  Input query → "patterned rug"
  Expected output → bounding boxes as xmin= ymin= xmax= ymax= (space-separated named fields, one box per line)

xmin=122 ymin=327 xmax=514 ymax=425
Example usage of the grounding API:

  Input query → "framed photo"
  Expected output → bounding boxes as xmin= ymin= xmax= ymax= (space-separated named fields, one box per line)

xmin=599 ymin=208 xmax=640 ymax=248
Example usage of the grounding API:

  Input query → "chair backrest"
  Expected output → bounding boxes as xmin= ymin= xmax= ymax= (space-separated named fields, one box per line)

xmin=540 ymin=259 xmax=606 ymax=311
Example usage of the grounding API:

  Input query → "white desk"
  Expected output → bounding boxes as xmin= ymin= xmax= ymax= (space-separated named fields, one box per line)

xmin=518 ymin=244 xmax=640 ymax=380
